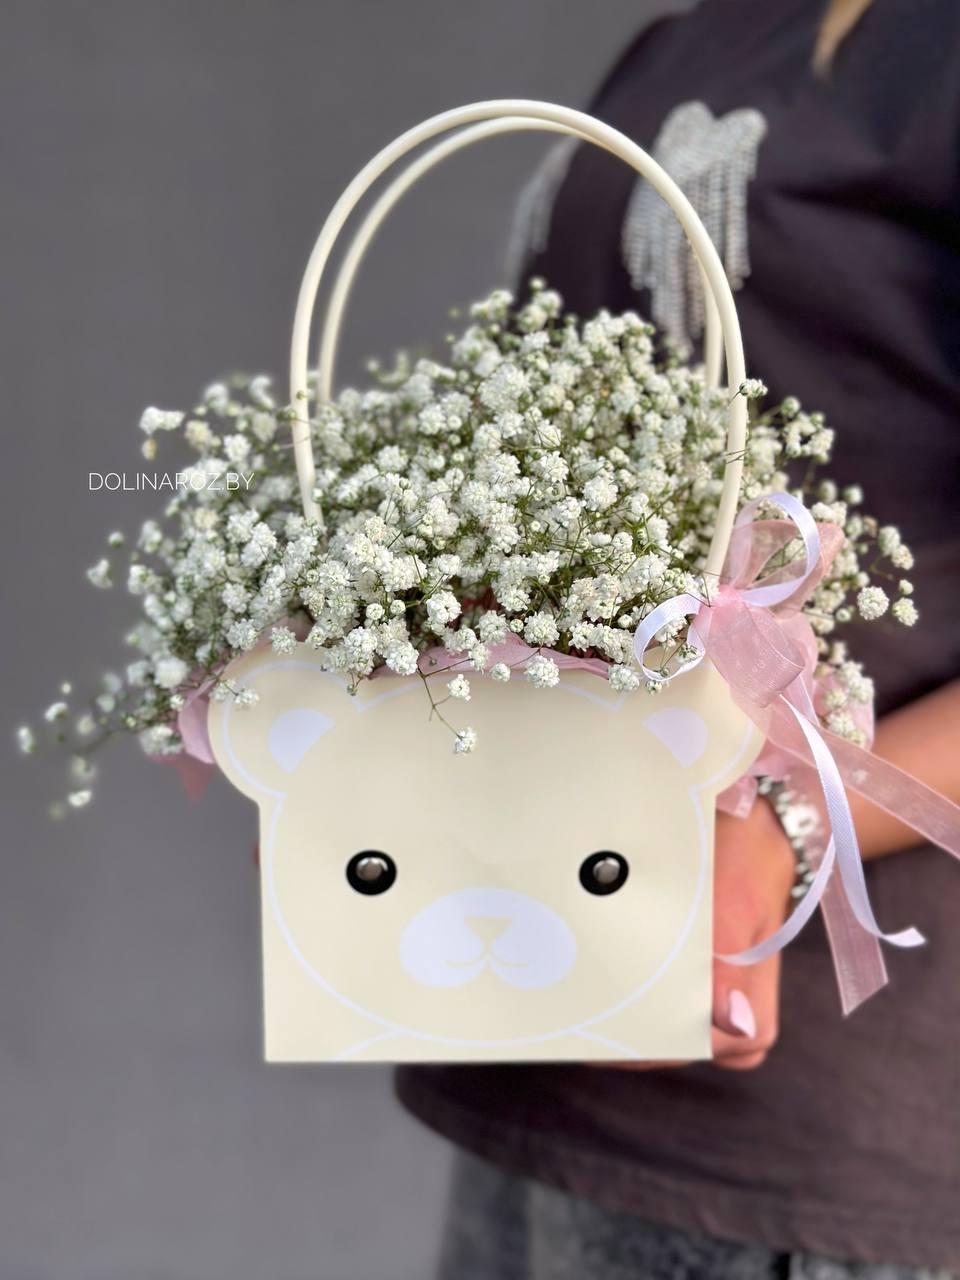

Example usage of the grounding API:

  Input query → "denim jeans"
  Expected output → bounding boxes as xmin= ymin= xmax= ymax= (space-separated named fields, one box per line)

xmin=438 ymin=1149 xmax=955 ymax=1280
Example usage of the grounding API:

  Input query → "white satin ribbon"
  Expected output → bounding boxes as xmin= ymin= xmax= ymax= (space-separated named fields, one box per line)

xmin=720 ymin=696 xmax=925 ymax=965
xmin=633 ymin=491 xmax=926 ymax=967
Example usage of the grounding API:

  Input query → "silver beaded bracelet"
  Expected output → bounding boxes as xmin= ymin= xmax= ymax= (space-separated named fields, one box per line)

xmin=756 ymin=776 xmax=821 ymax=902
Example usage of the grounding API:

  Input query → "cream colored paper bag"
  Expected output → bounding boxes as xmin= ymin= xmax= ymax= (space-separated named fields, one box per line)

xmin=208 ymin=645 xmax=760 ymax=1063
xmin=208 ymin=100 xmax=761 ymax=1063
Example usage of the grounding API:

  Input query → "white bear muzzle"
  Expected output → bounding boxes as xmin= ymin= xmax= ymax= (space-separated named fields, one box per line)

xmin=398 ymin=887 xmax=577 ymax=990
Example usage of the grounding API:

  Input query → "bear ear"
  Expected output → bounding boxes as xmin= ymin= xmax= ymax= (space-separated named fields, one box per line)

xmin=207 ymin=644 xmax=345 ymax=799
xmin=640 ymin=661 xmax=762 ymax=794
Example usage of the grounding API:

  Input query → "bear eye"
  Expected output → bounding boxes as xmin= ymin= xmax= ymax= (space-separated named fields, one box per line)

xmin=346 ymin=851 xmax=397 ymax=896
xmin=579 ymin=851 xmax=629 ymax=896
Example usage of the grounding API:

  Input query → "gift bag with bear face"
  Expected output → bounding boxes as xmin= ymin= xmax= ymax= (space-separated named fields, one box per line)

xmin=206 ymin=100 xmax=762 ymax=1064
xmin=207 ymin=645 xmax=760 ymax=1063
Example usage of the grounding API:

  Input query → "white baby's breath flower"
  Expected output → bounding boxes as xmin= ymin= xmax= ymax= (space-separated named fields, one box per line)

xmin=140 ymin=406 xmax=184 ymax=435
xmin=235 ymin=687 xmax=260 ymax=708
xmin=826 ymin=710 xmax=863 ymax=743
xmin=608 ymin=664 xmax=641 ymax=692
xmin=525 ymin=654 xmax=560 ymax=689
xmin=44 ymin=701 xmax=69 ymax=723
xmin=892 ymin=598 xmax=918 ymax=626
xmin=127 ymin=564 xmax=153 ymax=595
xmin=478 ymin=611 xmax=508 ymax=643
xmin=153 ymin=656 xmax=189 ymax=689
xmin=384 ymin=641 xmax=419 ymax=676
xmin=69 ymin=755 xmax=96 ymax=782
xmin=811 ymin=501 xmax=845 ymax=525
xmin=241 ymin=523 xmax=277 ymax=568
xmin=17 ymin=726 xmax=35 ymax=754
xmin=141 ymin=437 xmax=157 ymax=460
xmin=270 ymin=625 xmax=298 ymax=655
xmin=67 ymin=789 xmax=92 ymax=808
xmin=248 ymin=411 xmax=275 ymax=445
xmin=523 ymin=611 xmax=560 ymax=647
xmin=490 ymin=662 xmax=511 ymax=683
xmin=126 ymin=660 xmax=149 ymax=686
xmin=856 ymin=585 xmax=889 ymax=621
xmin=203 ymin=382 xmax=230 ymax=413
xmin=582 ymin=473 xmax=618 ymax=512
xmin=453 ymin=726 xmax=478 ymax=754
xmin=739 ymin=378 xmax=767 ymax=399
xmin=248 ymin=375 xmax=275 ymax=409
xmin=877 ymin=525 xmax=901 ymax=556
xmin=138 ymin=724 xmax=180 ymax=755
xmin=467 ymin=644 xmax=490 ymax=672
xmin=426 ymin=590 xmax=461 ymax=632
xmin=221 ymin=582 xmax=248 ymax=613
xmin=447 ymin=674 xmax=471 ymax=701
xmin=223 ymin=433 xmax=251 ymax=465
xmin=185 ymin=418 xmax=215 ymax=450
xmin=824 ymin=687 xmax=848 ymax=711
xmin=227 ymin=619 xmax=259 ymax=651
xmin=138 ymin=520 xmax=164 ymax=554
xmin=86 ymin=558 xmax=112 ymax=589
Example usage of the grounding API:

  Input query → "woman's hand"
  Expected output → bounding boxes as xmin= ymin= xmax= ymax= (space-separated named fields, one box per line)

xmin=709 ymin=801 xmax=796 ymax=1070
xmin=598 ymin=797 xmax=795 ymax=1073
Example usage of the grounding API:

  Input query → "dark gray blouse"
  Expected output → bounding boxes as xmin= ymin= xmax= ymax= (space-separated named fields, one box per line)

xmin=398 ymin=0 xmax=960 ymax=1266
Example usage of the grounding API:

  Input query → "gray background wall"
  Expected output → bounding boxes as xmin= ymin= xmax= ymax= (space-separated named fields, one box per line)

xmin=0 ymin=3 xmax=690 ymax=1276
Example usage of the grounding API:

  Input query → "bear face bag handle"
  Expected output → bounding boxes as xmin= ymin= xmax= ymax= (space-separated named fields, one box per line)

xmin=288 ymin=99 xmax=747 ymax=585
xmin=314 ymin=117 xmax=726 ymax=409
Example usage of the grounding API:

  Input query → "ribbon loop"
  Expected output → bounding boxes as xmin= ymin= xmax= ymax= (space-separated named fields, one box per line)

xmin=632 ymin=592 xmax=707 ymax=685
xmin=733 ymin=490 xmax=822 ymax=607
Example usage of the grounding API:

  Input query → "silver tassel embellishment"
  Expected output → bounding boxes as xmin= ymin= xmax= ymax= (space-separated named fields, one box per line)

xmin=505 ymin=136 xmax=578 ymax=286
xmin=622 ymin=101 xmax=767 ymax=355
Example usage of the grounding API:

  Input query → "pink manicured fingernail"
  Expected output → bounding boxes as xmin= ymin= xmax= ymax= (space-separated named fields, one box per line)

xmin=728 ymin=990 xmax=756 ymax=1038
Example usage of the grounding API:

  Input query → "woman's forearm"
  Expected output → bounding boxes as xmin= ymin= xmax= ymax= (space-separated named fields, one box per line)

xmin=849 ymin=679 xmax=960 ymax=860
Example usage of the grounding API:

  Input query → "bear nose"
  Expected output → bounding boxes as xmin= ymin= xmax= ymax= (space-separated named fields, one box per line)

xmin=465 ymin=915 xmax=510 ymax=946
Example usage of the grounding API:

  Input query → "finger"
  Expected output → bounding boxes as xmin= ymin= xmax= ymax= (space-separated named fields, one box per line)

xmin=713 ymin=952 xmax=782 ymax=1050
xmin=711 ymin=979 xmax=779 ymax=1065
xmin=711 ymin=1026 xmax=760 ymax=1058
xmin=713 ymin=1049 xmax=769 ymax=1072
xmin=712 ymin=986 xmax=756 ymax=1038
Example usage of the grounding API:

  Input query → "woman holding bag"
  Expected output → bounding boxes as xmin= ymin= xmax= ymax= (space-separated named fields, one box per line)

xmin=398 ymin=1 xmax=960 ymax=1275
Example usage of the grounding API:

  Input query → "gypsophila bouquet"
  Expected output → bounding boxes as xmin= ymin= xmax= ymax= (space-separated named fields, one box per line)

xmin=21 ymin=282 xmax=918 ymax=813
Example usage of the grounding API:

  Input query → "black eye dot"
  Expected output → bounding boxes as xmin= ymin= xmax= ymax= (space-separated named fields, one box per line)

xmin=346 ymin=851 xmax=397 ymax=896
xmin=579 ymin=851 xmax=629 ymax=896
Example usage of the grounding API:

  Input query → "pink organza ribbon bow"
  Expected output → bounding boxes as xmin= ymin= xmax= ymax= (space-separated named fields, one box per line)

xmin=633 ymin=491 xmax=960 ymax=1012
